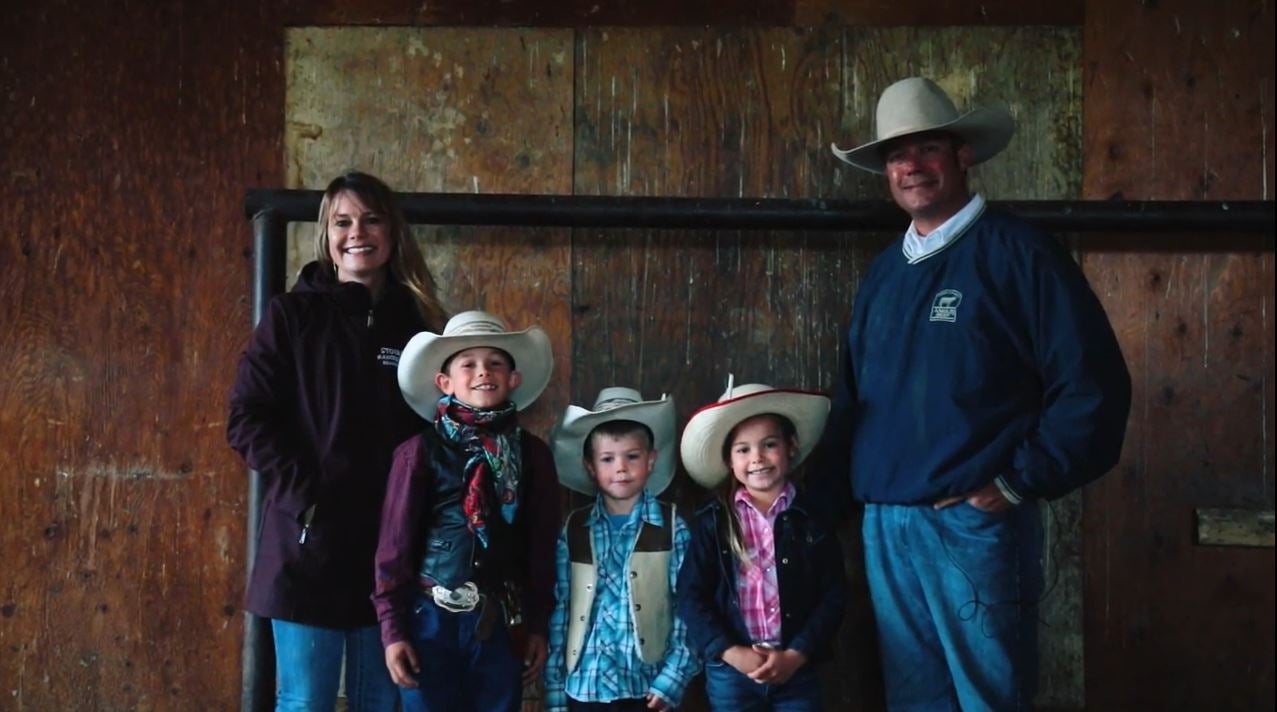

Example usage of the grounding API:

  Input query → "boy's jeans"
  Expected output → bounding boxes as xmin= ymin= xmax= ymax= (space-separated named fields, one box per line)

xmin=398 ymin=595 xmax=522 ymax=712
xmin=271 ymin=619 xmax=397 ymax=712
xmin=862 ymin=502 xmax=1043 ymax=712
xmin=703 ymin=660 xmax=822 ymax=711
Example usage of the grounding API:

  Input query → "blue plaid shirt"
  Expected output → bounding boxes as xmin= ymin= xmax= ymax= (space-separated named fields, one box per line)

xmin=544 ymin=491 xmax=698 ymax=710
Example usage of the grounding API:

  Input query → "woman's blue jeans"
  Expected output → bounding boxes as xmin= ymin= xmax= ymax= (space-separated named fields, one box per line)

xmin=271 ymin=619 xmax=397 ymax=712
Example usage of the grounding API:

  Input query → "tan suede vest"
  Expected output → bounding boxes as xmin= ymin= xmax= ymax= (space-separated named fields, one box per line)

xmin=564 ymin=501 xmax=674 ymax=672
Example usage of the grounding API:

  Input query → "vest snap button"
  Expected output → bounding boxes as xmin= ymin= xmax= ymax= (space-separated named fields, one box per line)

xmin=639 ymin=638 xmax=645 ymax=645
xmin=634 ymin=604 xmax=642 ymax=611
xmin=630 ymin=571 xmax=638 ymax=578
xmin=579 ymin=615 xmax=586 ymax=621
xmin=781 ymin=558 xmax=789 ymax=564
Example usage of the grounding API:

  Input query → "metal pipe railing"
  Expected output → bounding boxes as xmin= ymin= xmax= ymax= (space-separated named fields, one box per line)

xmin=244 ymin=190 xmax=1275 ymax=233
xmin=241 ymin=210 xmax=285 ymax=712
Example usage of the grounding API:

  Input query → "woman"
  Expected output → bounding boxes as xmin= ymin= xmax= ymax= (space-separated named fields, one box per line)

xmin=228 ymin=171 xmax=447 ymax=711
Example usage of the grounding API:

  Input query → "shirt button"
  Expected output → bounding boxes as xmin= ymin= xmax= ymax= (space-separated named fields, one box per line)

xmin=585 ymin=584 xmax=592 ymax=590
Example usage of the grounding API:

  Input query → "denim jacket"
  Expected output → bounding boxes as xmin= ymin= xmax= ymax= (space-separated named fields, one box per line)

xmin=676 ymin=488 xmax=846 ymax=664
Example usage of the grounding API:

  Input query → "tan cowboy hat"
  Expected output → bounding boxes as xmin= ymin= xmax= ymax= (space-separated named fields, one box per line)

xmin=831 ymin=76 xmax=1015 ymax=174
xmin=679 ymin=375 xmax=830 ymax=489
xmin=398 ymin=309 xmax=553 ymax=421
xmin=551 ymin=387 xmax=677 ymax=496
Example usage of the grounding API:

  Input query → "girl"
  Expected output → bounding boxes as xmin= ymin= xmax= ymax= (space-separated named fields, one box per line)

xmin=228 ymin=171 xmax=447 ymax=711
xmin=677 ymin=377 xmax=845 ymax=711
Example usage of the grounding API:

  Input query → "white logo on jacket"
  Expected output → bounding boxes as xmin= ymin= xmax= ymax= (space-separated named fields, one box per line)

xmin=929 ymin=289 xmax=963 ymax=323
xmin=377 ymin=347 xmax=402 ymax=367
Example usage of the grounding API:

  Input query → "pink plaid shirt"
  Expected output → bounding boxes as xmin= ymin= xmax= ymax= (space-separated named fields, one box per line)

xmin=733 ymin=482 xmax=795 ymax=646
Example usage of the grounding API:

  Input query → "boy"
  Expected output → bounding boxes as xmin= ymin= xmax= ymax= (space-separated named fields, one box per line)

xmin=544 ymin=387 xmax=699 ymax=711
xmin=373 ymin=310 xmax=561 ymax=712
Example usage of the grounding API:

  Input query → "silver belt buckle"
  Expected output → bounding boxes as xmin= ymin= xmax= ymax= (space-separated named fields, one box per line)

xmin=431 ymin=581 xmax=480 ymax=612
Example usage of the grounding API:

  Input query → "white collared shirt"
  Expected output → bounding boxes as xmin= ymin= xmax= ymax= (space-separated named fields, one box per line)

xmin=902 ymin=193 xmax=986 ymax=264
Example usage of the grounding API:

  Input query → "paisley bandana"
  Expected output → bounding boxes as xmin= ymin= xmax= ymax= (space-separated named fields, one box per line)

xmin=434 ymin=395 xmax=523 ymax=548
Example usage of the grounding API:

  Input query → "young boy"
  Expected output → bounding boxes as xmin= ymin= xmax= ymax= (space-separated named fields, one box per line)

xmin=544 ymin=387 xmax=699 ymax=711
xmin=372 ymin=310 xmax=561 ymax=712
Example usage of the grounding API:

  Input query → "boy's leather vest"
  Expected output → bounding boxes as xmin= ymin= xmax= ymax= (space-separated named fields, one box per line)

xmin=415 ymin=426 xmax=525 ymax=592
xmin=565 ymin=501 xmax=674 ymax=672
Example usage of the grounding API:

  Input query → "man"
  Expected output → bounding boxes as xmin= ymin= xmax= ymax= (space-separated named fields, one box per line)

xmin=817 ymin=77 xmax=1132 ymax=711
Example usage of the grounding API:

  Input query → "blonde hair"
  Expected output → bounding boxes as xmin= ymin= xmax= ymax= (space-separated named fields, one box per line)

xmin=716 ymin=413 xmax=799 ymax=569
xmin=314 ymin=171 xmax=448 ymax=330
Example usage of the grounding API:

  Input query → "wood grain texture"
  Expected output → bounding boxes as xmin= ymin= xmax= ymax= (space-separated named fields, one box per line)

xmin=1196 ymin=508 xmax=1276 ymax=547
xmin=1082 ymin=1 xmax=1275 ymax=708
xmin=1 ymin=1 xmax=284 ymax=708
xmin=284 ymin=27 xmax=575 ymax=435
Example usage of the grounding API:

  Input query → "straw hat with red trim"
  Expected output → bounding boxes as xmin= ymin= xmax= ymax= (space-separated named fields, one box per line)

xmin=679 ymin=375 xmax=830 ymax=489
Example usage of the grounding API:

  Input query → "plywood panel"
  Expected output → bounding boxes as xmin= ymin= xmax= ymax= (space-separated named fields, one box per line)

xmin=0 ymin=1 xmax=283 ymax=709
xmin=1083 ymin=2 xmax=1275 ymax=708
xmin=285 ymin=27 xmax=575 ymax=434
xmin=573 ymin=25 xmax=1083 ymax=710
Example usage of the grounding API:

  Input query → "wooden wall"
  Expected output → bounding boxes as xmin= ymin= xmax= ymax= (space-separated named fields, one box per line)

xmin=1 ymin=2 xmax=1271 ymax=711
xmin=1081 ymin=0 xmax=1276 ymax=709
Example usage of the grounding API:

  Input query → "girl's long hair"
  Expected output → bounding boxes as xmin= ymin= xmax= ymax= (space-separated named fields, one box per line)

xmin=715 ymin=413 xmax=799 ymax=569
xmin=314 ymin=171 xmax=448 ymax=330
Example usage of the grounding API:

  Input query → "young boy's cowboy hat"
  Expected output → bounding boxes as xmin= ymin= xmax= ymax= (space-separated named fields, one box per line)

xmin=398 ymin=309 xmax=553 ymax=420
xmin=830 ymin=76 xmax=1015 ymax=174
xmin=551 ymin=387 xmax=677 ymax=496
xmin=679 ymin=375 xmax=830 ymax=489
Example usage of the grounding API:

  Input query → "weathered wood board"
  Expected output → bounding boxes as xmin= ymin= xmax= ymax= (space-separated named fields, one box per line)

xmin=1082 ymin=0 xmax=1275 ymax=708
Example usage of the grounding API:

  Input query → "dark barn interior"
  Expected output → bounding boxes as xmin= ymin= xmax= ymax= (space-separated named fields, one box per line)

xmin=2 ymin=1 xmax=1273 ymax=710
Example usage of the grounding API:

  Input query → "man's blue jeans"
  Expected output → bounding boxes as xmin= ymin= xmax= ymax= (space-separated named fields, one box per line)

xmin=703 ymin=658 xmax=823 ymax=711
xmin=271 ymin=619 xmax=397 ymax=712
xmin=863 ymin=502 xmax=1043 ymax=712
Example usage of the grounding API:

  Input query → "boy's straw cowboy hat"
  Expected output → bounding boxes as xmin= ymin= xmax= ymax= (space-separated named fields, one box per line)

xmin=398 ymin=310 xmax=553 ymax=421
xmin=551 ymin=387 xmax=677 ymax=496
